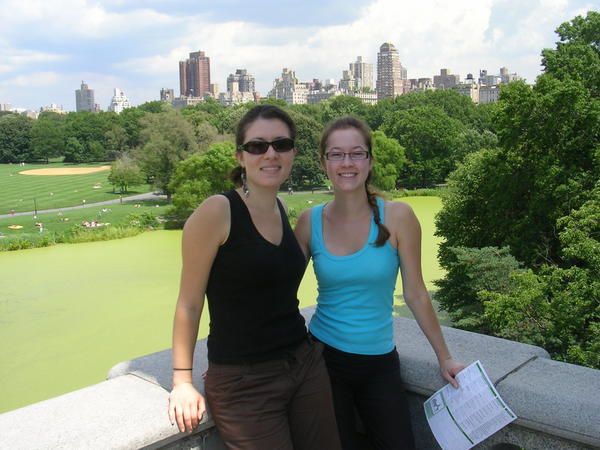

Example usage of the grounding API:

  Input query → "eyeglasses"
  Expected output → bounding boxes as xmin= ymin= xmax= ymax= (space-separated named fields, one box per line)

xmin=325 ymin=150 xmax=370 ymax=161
xmin=238 ymin=138 xmax=295 ymax=155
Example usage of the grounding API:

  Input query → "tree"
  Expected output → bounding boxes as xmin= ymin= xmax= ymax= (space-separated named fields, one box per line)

xmin=108 ymin=154 xmax=144 ymax=193
xmin=63 ymin=137 xmax=86 ymax=163
xmin=137 ymin=101 xmax=167 ymax=114
xmin=542 ymin=11 xmax=600 ymax=96
xmin=321 ymin=96 xmax=368 ymax=124
xmin=370 ymin=131 xmax=406 ymax=191
xmin=0 ymin=114 xmax=33 ymax=162
xmin=482 ymin=188 xmax=600 ymax=368
xmin=287 ymin=110 xmax=326 ymax=190
xmin=195 ymin=121 xmax=218 ymax=151
xmin=119 ymin=107 xmax=147 ymax=149
xmin=168 ymin=142 xmax=237 ymax=224
xmin=133 ymin=110 xmax=200 ymax=199
xmin=30 ymin=112 xmax=65 ymax=162
xmin=382 ymin=106 xmax=470 ymax=187
xmin=104 ymin=125 xmax=129 ymax=160
xmin=434 ymin=246 xmax=521 ymax=333
xmin=433 ymin=12 xmax=600 ymax=368
xmin=435 ymin=149 xmax=519 ymax=267
xmin=63 ymin=111 xmax=119 ymax=162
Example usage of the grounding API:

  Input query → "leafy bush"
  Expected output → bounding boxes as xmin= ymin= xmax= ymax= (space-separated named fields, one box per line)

xmin=434 ymin=246 xmax=520 ymax=332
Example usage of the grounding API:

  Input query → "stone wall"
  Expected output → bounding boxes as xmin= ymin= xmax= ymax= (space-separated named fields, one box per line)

xmin=1 ymin=308 xmax=598 ymax=449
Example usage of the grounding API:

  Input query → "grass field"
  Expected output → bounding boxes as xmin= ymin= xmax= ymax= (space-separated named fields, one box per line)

xmin=0 ymin=196 xmax=446 ymax=413
xmin=0 ymin=162 xmax=153 ymax=214
xmin=0 ymin=199 xmax=170 ymax=239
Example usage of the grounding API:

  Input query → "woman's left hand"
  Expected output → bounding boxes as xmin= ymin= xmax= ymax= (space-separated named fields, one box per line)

xmin=439 ymin=358 xmax=465 ymax=388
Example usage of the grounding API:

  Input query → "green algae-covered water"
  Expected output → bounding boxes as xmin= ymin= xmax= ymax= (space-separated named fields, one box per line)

xmin=0 ymin=197 xmax=443 ymax=413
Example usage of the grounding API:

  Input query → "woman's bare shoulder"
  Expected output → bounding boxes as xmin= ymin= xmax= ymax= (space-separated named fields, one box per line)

xmin=183 ymin=194 xmax=230 ymax=242
xmin=385 ymin=199 xmax=418 ymax=224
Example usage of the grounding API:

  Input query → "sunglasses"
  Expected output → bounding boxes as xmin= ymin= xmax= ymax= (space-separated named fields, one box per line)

xmin=238 ymin=138 xmax=295 ymax=155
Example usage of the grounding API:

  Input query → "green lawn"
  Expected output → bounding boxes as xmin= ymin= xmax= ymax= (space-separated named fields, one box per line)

xmin=0 ymin=199 xmax=170 ymax=241
xmin=0 ymin=162 xmax=153 ymax=214
xmin=0 ymin=196 xmax=446 ymax=413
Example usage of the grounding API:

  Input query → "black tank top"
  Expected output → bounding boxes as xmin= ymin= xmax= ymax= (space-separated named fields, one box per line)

xmin=205 ymin=190 xmax=307 ymax=363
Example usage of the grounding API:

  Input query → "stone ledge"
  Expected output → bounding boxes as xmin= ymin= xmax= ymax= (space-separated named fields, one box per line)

xmin=392 ymin=316 xmax=550 ymax=395
xmin=496 ymin=357 xmax=600 ymax=447
xmin=0 ymin=374 xmax=210 ymax=450
xmin=1 ymin=310 xmax=598 ymax=449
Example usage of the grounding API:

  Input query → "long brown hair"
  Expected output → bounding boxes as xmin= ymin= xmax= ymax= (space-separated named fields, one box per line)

xmin=230 ymin=104 xmax=297 ymax=185
xmin=319 ymin=116 xmax=390 ymax=247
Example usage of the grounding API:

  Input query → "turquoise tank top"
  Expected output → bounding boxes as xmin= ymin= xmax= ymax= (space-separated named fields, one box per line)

xmin=309 ymin=197 xmax=401 ymax=355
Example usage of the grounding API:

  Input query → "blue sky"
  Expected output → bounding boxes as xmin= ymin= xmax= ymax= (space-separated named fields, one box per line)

xmin=0 ymin=0 xmax=594 ymax=111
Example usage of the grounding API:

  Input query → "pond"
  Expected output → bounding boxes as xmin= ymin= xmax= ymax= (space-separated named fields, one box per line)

xmin=0 ymin=196 xmax=444 ymax=413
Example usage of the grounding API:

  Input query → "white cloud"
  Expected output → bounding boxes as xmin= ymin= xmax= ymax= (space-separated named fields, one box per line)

xmin=0 ymin=0 xmax=177 ymax=39
xmin=0 ymin=71 xmax=61 ymax=88
xmin=0 ymin=43 xmax=67 ymax=74
xmin=0 ymin=0 xmax=593 ymax=108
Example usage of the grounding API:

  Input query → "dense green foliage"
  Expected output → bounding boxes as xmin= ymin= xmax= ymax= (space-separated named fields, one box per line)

xmin=0 ymin=114 xmax=33 ymax=162
xmin=167 ymin=142 xmax=237 ymax=225
xmin=0 ymin=77 xmax=494 ymax=199
xmin=370 ymin=130 xmax=406 ymax=190
xmin=435 ymin=11 xmax=600 ymax=368
xmin=108 ymin=154 xmax=144 ymax=193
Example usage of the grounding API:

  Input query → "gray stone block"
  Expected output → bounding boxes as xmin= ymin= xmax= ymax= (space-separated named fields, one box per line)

xmin=0 ymin=375 xmax=211 ymax=450
xmin=108 ymin=341 xmax=209 ymax=392
xmin=496 ymin=357 xmax=600 ymax=447
xmin=392 ymin=317 xmax=550 ymax=396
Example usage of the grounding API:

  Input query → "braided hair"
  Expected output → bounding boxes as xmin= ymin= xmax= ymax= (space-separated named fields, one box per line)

xmin=319 ymin=117 xmax=390 ymax=247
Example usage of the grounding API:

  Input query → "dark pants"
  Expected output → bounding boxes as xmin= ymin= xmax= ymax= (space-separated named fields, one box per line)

xmin=205 ymin=338 xmax=342 ymax=450
xmin=321 ymin=343 xmax=416 ymax=450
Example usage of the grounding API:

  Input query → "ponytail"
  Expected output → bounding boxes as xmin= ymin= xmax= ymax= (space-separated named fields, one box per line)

xmin=365 ymin=174 xmax=390 ymax=247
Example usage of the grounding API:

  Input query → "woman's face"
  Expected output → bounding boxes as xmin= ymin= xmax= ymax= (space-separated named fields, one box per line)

xmin=237 ymin=118 xmax=296 ymax=191
xmin=323 ymin=127 xmax=371 ymax=192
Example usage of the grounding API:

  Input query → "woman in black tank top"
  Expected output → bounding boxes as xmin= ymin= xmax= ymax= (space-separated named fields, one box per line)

xmin=168 ymin=105 xmax=341 ymax=450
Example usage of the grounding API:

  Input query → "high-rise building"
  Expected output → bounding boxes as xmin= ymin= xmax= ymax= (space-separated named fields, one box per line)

xmin=376 ymin=43 xmax=406 ymax=100
xmin=227 ymin=69 xmax=256 ymax=93
xmin=76 ymin=81 xmax=96 ymax=112
xmin=479 ymin=85 xmax=500 ymax=104
xmin=269 ymin=68 xmax=308 ymax=105
xmin=339 ymin=70 xmax=357 ymax=92
xmin=108 ymin=88 xmax=131 ymax=114
xmin=453 ymin=83 xmax=479 ymax=103
xmin=349 ymin=56 xmax=374 ymax=91
xmin=40 ymin=103 xmax=67 ymax=114
xmin=160 ymin=88 xmax=174 ymax=103
xmin=179 ymin=51 xmax=211 ymax=97
xmin=408 ymin=78 xmax=434 ymax=92
xmin=433 ymin=69 xmax=460 ymax=89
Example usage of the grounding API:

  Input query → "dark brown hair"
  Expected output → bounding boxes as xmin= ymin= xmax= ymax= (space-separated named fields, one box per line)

xmin=230 ymin=105 xmax=297 ymax=185
xmin=319 ymin=116 xmax=390 ymax=247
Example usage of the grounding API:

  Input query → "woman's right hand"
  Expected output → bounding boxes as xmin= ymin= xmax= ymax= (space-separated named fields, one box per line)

xmin=168 ymin=382 xmax=206 ymax=433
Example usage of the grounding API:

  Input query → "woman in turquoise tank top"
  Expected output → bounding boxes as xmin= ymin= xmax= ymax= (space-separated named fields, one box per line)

xmin=295 ymin=117 xmax=465 ymax=450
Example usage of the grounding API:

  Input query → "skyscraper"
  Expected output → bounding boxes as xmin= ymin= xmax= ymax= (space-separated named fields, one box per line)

xmin=376 ymin=43 xmax=406 ymax=100
xmin=108 ymin=88 xmax=131 ymax=114
xmin=227 ymin=69 xmax=256 ymax=93
xmin=269 ymin=68 xmax=308 ymax=105
xmin=349 ymin=56 xmax=374 ymax=91
xmin=75 ymin=81 xmax=96 ymax=112
xmin=179 ymin=51 xmax=211 ymax=97
xmin=160 ymin=88 xmax=175 ymax=103
xmin=434 ymin=69 xmax=460 ymax=89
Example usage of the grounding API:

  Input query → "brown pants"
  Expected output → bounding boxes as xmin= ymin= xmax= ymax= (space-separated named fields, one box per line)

xmin=205 ymin=338 xmax=342 ymax=450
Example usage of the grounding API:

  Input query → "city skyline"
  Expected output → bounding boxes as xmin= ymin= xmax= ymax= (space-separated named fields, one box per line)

xmin=0 ymin=0 xmax=594 ymax=111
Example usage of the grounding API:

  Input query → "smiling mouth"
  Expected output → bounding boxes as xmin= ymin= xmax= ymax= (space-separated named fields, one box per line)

xmin=338 ymin=173 xmax=357 ymax=177
xmin=260 ymin=166 xmax=282 ymax=172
